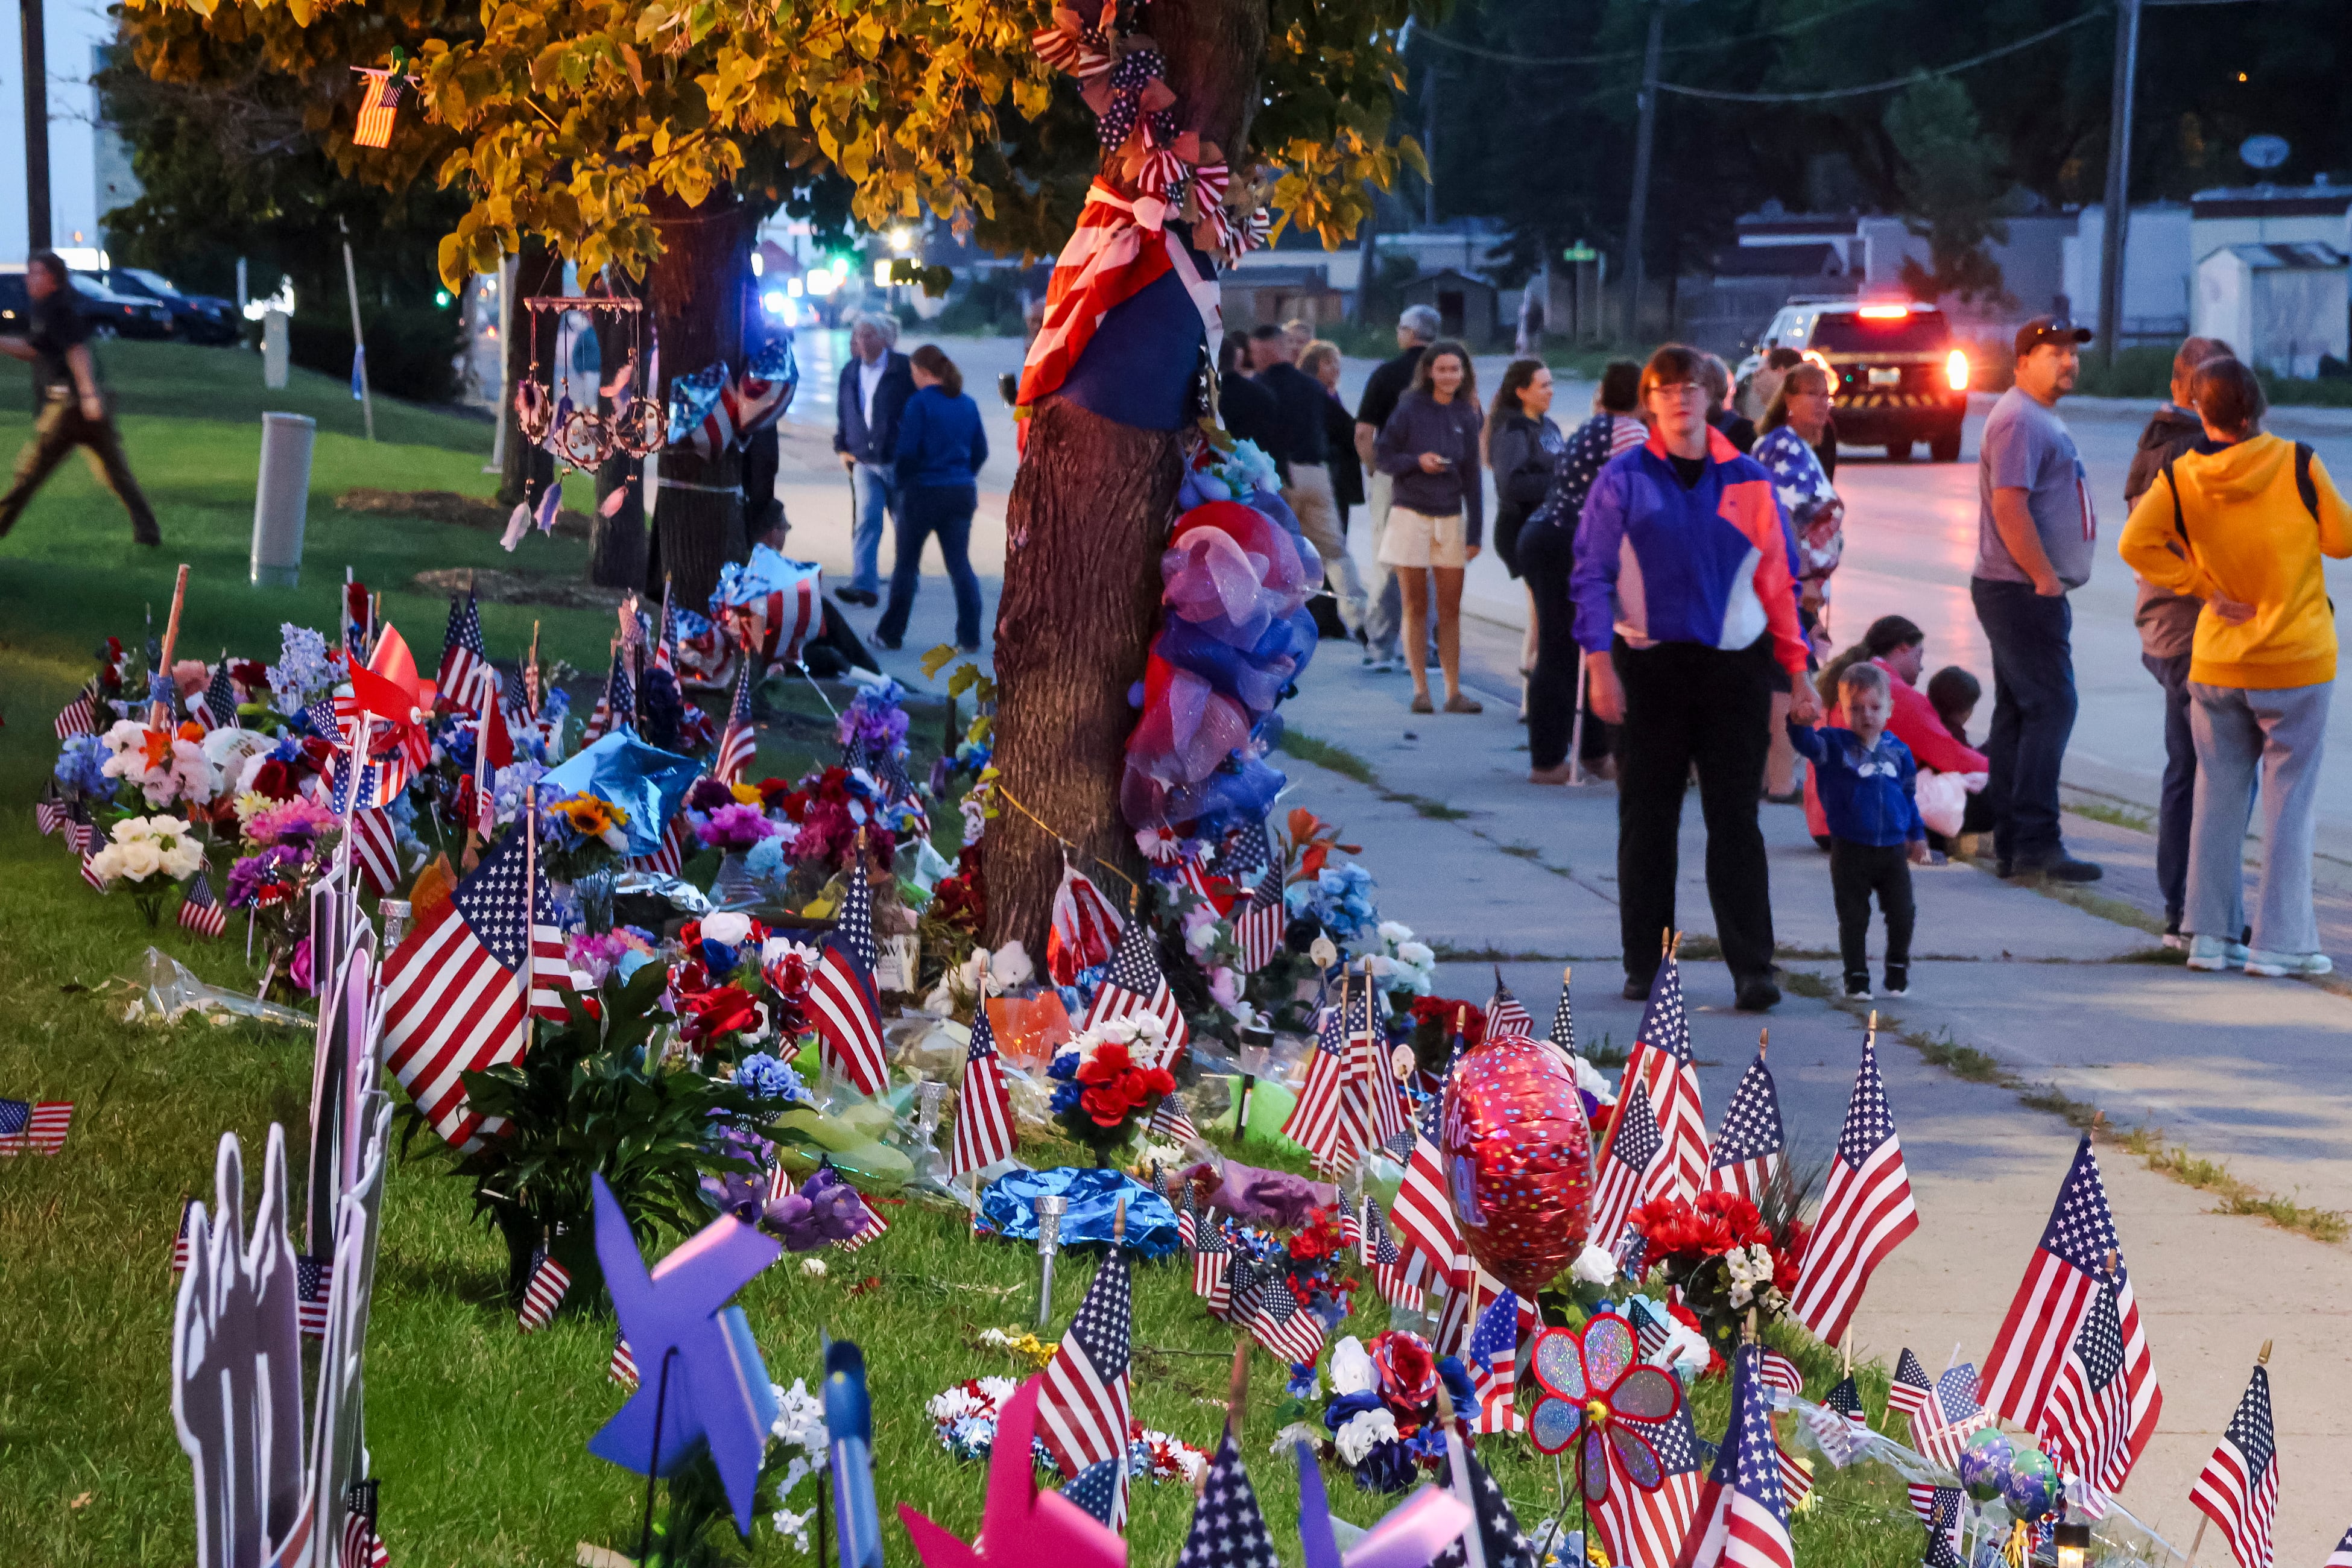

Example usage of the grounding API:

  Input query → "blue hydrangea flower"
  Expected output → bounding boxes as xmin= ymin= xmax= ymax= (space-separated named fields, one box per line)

xmin=736 ymin=1053 xmax=804 ymax=1102
xmin=54 ymin=733 xmax=110 ymax=795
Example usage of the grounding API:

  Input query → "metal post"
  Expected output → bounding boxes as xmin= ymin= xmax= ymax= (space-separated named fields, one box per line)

xmin=2095 ymin=0 xmax=2143 ymax=367
xmin=21 ymin=0 xmax=51 ymax=252
xmin=340 ymin=216 xmax=376 ymax=442
xmin=1033 ymin=1193 xmax=1067 ymax=1329
xmin=1622 ymin=1 xmax=1667 ymax=341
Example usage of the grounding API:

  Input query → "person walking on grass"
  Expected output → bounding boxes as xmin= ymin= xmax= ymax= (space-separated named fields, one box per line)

xmin=1973 ymin=315 xmax=2101 ymax=884
xmin=1355 ymin=305 xmax=1441 ymax=671
xmin=832 ymin=312 xmax=914 ymax=607
xmin=1374 ymin=340 xmax=1485 ymax=716
xmin=1253 ymin=324 xmax=1366 ymax=639
xmin=1788 ymin=662 xmax=1928 ymax=1002
xmin=2119 ymin=356 xmax=2352 ymax=979
xmin=2123 ymin=334 xmax=2237 ymax=949
xmin=0 ymin=251 xmax=160 ymax=545
xmin=874 ymin=345 xmax=986 ymax=653
xmin=1575 ymin=344 xmax=1817 ymax=1011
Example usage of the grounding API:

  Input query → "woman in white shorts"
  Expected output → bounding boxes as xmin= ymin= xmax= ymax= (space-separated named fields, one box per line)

xmin=1374 ymin=340 xmax=1486 ymax=714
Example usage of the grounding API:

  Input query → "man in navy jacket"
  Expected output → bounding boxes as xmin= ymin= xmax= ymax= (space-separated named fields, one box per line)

xmin=832 ymin=312 xmax=915 ymax=605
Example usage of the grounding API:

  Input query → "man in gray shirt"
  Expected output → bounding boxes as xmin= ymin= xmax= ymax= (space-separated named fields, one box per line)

xmin=1970 ymin=317 xmax=2101 ymax=882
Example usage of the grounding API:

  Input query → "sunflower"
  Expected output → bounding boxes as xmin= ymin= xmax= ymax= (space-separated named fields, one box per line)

xmin=554 ymin=795 xmax=627 ymax=836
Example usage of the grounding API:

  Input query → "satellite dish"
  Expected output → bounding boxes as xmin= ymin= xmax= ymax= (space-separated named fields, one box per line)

xmin=2240 ymin=135 xmax=2290 ymax=171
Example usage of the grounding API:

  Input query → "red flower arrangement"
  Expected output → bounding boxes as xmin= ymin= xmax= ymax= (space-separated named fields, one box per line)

xmin=1072 ymin=1041 xmax=1176 ymax=1128
xmin=1625 ymin=1189 xmax=1807 ymax=1364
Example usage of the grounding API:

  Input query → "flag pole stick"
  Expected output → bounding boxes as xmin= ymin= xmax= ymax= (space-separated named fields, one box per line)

xmin=521 ymin=785 xmax=539 ymax=1026
xmin=1434 ymin=1379 xmax=1489 ymax=1568
xmin=2184 ymin=1519 xmax=2208 ymax=1568
xmin=150 ymin=563 xmax=190 ymax=726
xmin=526 ymin=619 xmax=542 ymax=720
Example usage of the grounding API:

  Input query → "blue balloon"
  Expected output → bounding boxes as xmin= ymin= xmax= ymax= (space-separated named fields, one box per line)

xmin=538 ymin=731 xmax=704 ymax=856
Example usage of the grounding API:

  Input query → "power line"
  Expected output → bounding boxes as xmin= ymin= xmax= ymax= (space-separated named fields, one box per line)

xmin=1652 ymin=10 xmax=2107 ymax=102
xmin=1407 ymin=0 xmax=1888 ymax=70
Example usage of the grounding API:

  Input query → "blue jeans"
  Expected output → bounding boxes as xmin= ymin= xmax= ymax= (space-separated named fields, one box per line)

xmin=1971 ymin=577 xmax=2078 ymax=864
xmin=877 ymin=483 xmax=983 ymax=648
xmin=2141 ymin=650 xmax=2196 ymax=926
xmin=849 ymin=461 xmax=897 ymax=593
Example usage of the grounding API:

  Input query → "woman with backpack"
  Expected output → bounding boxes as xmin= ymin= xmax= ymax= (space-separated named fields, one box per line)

xmin=2119 ymin=356 xmax=2352 ymax=977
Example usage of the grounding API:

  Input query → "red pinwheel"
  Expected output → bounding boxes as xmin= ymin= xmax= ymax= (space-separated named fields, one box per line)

xmin=1526 ymin=1312 xmax=1684 ymax=1506
xmin=333 ymin=625 xmax=437 ymax=798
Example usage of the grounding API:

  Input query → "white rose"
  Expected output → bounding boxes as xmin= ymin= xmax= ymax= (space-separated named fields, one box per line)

xmin=1100 ymin=1017 xmax=1138 ymax=1046
xmin=703 ymin=912 xmax=753 ymax=946
xmin=1332 ymin=1408 xmax=1399 ymax=1465
xmin=1656 ymin=1321 xmax=1712 ymax=1377
xmin=162 ymin=841 xmax=204 ymax=879
xmin=1377 ymin=920 xmax=1413 ymax=944
xmin=88 ymin=844 xmax=126 ymax=883
xmin=1327 ymin=1336 xmax=1375 ymax=1397
xmin=116 ymin=840 xmax=163 ymax=880
xmin=1396 ymin=941 xmax=1434 ymax=968
xmin=1570 ymin=1243 xmax=1620 ymax=1287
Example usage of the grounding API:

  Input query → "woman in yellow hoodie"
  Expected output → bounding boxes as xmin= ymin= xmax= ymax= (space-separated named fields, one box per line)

xmin=2119 ymin=357 xmax=2352 ymax=977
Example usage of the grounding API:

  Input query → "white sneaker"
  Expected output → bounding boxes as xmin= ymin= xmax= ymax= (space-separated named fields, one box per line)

xmin=2245 ymin=949 xmax=2333 ymax=977
xmin=2185 ymin=935 xmax=2249 ymax=972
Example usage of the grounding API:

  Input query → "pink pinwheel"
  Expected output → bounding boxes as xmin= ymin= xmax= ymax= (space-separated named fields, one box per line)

xmin=1526 ymin=1312 xmax=1685 ymax=1506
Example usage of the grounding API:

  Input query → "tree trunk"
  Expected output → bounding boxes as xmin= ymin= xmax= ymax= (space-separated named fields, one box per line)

xmin=646 ymin=188 xmax=750 ymax=607
xmin=589 ymin=268 xmax=648 ymax=592
xmin=982 ymin=0 xmax=1266 ymax=958
xmin=498 ymin=242 xmax=563 ymax=508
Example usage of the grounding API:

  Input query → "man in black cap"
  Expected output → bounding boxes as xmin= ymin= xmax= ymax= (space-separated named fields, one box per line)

xmin=1970 ymin=315 xmax=2098 ymax=882
xmin=0 ymin=252 xmax=160 ymax=544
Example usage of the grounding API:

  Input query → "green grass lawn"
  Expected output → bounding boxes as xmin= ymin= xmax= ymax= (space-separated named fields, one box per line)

xmin=0 ymin=344 xmax=1932 ymax=1566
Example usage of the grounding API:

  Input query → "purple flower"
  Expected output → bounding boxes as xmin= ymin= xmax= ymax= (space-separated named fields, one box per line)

xmin=765 ymin=1165 xmax=870 ymax=1250
xmin=696 ymin=802 xmax=781 ymax=852
xmin=289 ymin=936 xmax=314 ymax=993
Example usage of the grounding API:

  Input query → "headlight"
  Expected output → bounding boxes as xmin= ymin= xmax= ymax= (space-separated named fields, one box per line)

xmin=1946 ymin=349 xmax=1970 ymax=391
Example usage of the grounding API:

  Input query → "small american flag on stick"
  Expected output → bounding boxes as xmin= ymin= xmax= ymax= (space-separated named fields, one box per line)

xmin=171 ymin=1197 xmax=194 ymax=1276
xmin=810 ymin=850 xmax=889 ymax=1096
xmin=949 ymin=1002 xmax=1017 ymax=1179
xmin=1035 ymin=1237 xmax=1133 ymax=1527
xmin=1702 ymin=1035 xmax=1783 ymax=1205
xmin=296 ymin=1253 xmax=335 ymax=1339
xmin=1788 ymin=1023 xmax=1915 ymax=1349
xmin=1185 ymin=1187 xmax=1231 ymax=1317
xmin=179 ymin=871 xmax=227 ymax=938
xmin=517 ymin=1242 xmax=570 ymax=1332
xmin=351 ymin=67 xmax=407 ymax=148
xmin=610 ymin=1332 xmax=639 ymax=1389
xmin=2189 ymin=1351 xmax=2279 ymax=1568
xmin=1080 ymin=904 xmax=1188 ymax=1056
xmin=0 ymin=1098 xmax=73 ymax=1155
xmin=713 ymin=657 xmax=759 ymax=785
xmin=54 ymin=680 xmax=98 ymax=739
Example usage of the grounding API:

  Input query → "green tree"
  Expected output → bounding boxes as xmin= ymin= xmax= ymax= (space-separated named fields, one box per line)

xmin=1884 ymin=77 xmax=2008 ymax=305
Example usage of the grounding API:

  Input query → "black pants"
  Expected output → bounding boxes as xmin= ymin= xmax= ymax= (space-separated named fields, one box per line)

xmin=1971 ymin=577 xmax=2077 ymax=865
xmin=1616 ymin=636 xmax=1776 ymax=988
xmin=1829 ymin=839 xmax=1914 ymax=987
xmin=1519 ymin=523 xmax=1614 ymax=770
xmin=0 ymin=394 xmax=159 ymax=542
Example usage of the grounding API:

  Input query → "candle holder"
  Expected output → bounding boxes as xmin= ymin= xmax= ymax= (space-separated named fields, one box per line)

xmin=913 ymin=1080 xmax=948 ymax=1186
xmin=1033 ymin=1193 xmax=1068 ymax=1329
xmin=379 ymin=899 xmax=411 ymax=951
xmin=1234 ymin=1025 xmax=1273 ymax=1142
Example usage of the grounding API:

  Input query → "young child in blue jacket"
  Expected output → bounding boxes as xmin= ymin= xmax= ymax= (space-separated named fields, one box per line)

xmin=1788 ymin=661 xmax=1929 ymax=999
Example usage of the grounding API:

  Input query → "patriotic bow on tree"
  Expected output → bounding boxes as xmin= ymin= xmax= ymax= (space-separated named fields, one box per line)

xmin=1030 ymin=7 xmax=1112 ymax=79
xmin=1527 ymin=1314 xmax=1687 ymax=1509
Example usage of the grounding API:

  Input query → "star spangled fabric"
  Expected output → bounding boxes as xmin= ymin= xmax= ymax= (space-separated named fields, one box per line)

xmin=1888 ymin=1348 xmax=1935 ymax=1422
xmin=1757 ymin=1350 xmax=1804 ymax=1398
xmin=2190 ymin=1364 xmax=2279 ymax=1568
xmin=2324 ymin=1523 xmax=2352 ymax=1568
xmin=583 ymin=643 xmax=634 ymax=744
xmin=1587 ymin=1084 xmax=1666 ymax=1255
xmin=1391 ymin=1089 xmax=1467 ymax=1296
xmin=382 ymin=827 xmax=566 ymax=1150
xmin=1903 ymin=1362 xmax=1992 ymax=1472
xmin=195 ymin=661 xmax=238 ymax=731
xmin=1036 ymin=1247 xmax=1134 ymax=1527
xmin=518 ymin=1245 xmax=571 ymax=1332
xmin=1187 ymin=1189 xmax=1231 ymax=1317
xmin=950 ymin=1002 xmax=1017 ymax=1179
xmin=811 ymin=864 xmax=889 ymax=1096
xmin=179 ymin=870 xmax=227 ymax=938
xmin=1429 ymin=1442 xmax=1539 ymax=1568
xmin=1549 ymin=975 xmax=1575 ymax=1055
xmin=1145 ymin=1091 xmax=1200 ymax=1147
xmin=1060 ymin=1456 xmax=1126 ymax=1530
xmin=435 ymin=592 xmax=488 ymax=715
xmin=296 ymin=1253 xmax=335 ymax=1339
xmin=1175 ymin=1432 xmax=1279 ymax=1568
xmin=1347 ymin=986 xmax=1407 ymax=1154
xmin=1788 ymin=1029 xmax=1917 ymax=1348
xmin=1468 ymin=1289 xmax=1525 ymax=1435
xmin=1774 ymin=1444 xmax=1812 ymax=1508
xmin=1593 ymin=1394 xmax=1704 ymax=1568
xmin=1231 ymin=867 xmax=1284 ymax=974
xmin=1485 ymin=972 xmax=1532 ymax=1037
xmin=1282 ymin=993 xmax=1357 ymax=1174
xmin=54 ymin=680 xmax=98 ymax=739
xmin=610 ymin=1331 xmax=639 ymax=1389
xmin=1626 ymin=1295 xmax=1674 ymax=1364
xmin=1921 ymin=1488 xmax=1967 ymax=1568
xmin=171 ymin=1197 xmax=195 ymax=1276
xmin=1358 ymin=1197 xmax=1420 ymax=1311
xmin=1243 ymin=1269 xmax=1326 ymax=1367
xmin=1674 ymin=1342 xmax=1793 ymax=1568
xmin=1080 ymin=911 xmax=1188 ymax=1058
xmin=2037 ymin=1271 xmax=2138 ymax=1494
xmin=627 ymin=812 xmax=690 ymax=877
xmin=1592 ymin=956 xmax=1707 ymax=1247
xmin=713 ymin=657 xmax=759 ymax=784
xmin=1978 ymin=1133 xmax=2160 ymax=1485
xmin=341 ymin=1478 xmax=386 ymax=1568
xmin=0 ymin=1099 xmax=73 ymax=1155
xmin=1704 ymin=1048 xmax=1784 ymax=1204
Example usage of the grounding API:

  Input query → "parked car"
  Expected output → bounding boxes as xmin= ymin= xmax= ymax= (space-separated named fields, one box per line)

xmin=1736 ymin=296 xmax=1971 ymax=461
xmin=102 ymin=267 xmax=242 ymax=346
xmin=0 ymin=265 xmax=168 ymax=341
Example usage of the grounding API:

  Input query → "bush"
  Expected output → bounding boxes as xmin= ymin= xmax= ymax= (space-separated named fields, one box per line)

xmin=285 ymin=299 xmax=464 ymax=405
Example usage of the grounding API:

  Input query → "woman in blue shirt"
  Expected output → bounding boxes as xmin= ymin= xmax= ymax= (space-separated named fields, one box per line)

xmin=877 ymin=344 xmax=988 ymax=650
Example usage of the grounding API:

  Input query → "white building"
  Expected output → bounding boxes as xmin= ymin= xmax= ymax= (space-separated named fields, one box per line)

xmin=2195 ymin=243 xmax=2348 ymax=379
xmin=2059 ymin=203 xmax=2195 ymax=343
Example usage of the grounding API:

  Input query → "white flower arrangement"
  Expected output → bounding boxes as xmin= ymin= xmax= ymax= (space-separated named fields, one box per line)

xmin=1723 ymin=1242 xmax=1783 ymax=1313
xmin=1056 ymin=1008 xmax=1174 ymax=1069
xmin=1328 ymin=1335 xmax=1376 ymax=1396
xmin=88 ymin=815 xmax=205 ymax=886
xmin=1353 ymin=918 xmax=1436 ymax=997
xmin=1333 ymin=1406 xmax=1400 ymax=1465
xmin=98 ymin=719 xmax=221 ymax=809
xmin=767 ymin=1378 xmax=829 ymax=1551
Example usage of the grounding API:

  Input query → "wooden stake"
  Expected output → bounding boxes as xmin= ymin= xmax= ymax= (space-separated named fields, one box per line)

xmin=1225 ymin=1339 xmax=1250 ymax=1440
xmin=527 ymin=620 xmax=542 ymax=719
xmin=2186 ymin=1517 xmax=2209 ymax=1568
xmin=150 ymin=564 xmax=190 ymax=726
xmin=1757 ymin=1027 xmax=1768 ymax=1061
xmin=2258 ymin=1338 xmax=2273 ymax=1366
xmin=1113 ymin=1194 xmax=1127 ymax=1247
xmin=1840 ymin=1327 xmax=1853 ymax=1378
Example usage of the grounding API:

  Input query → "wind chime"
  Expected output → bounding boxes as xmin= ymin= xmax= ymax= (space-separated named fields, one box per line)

xmin=515 ymin=291 xmax=668 ymax=475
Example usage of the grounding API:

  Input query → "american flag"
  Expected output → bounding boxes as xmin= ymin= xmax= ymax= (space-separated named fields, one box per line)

xmin=1979 ymin=1134 xmax=2160 ymax=1482
xmin=34 ymin=788 xmax=65 ymax=838
xmin=1016 ymin=179 xmax=1224 ymax=419
xmin=1486 ymin=972 xmax=1533 ymax=1037
xmin=66 ymin=815 xmax=96 ymax=856
xmin=2189 ymin=1363 xmax=2278 ymax=1568
xmin=352 ymin=67 xmax=405 ymax=148
xmin=1036 ymin=1245 xmax=1133 ymax=1528
xmin=1921 ymin=1488 xmax=1967 ymax=1568
xmin=1592 ymin=1395 xmax=1704 ymax=1568
xmin=1238 ymin=1265 xmax=1326 ymax=1367
xmin=713 ymin=657 xmax=759 ymax=785
xmin=1431 ymin=1443 xmax=1541 ymax=1568
xmin=382 ymin=826 xmax=567 ymax=1149
xmin=0 ymin=1099 xmax=73 ymax=1155
xmin=1758 ymin=1349 xmax=1804 ymax=1398
xmin=1825 ymin=1374 xmax=1865 ymax=1430
xmin=470 ymin=685 xmax=511 ymax=831
xmin=1626 ymin=1295 xmax=1675 ymax=1363
xmin=1231 ymin=868 xmax=1285 ymax=974
xmin=1588 ymin=1084 xmax=1666 ymax=1260
xmin=610 ymin=1332 xmax=639 ymax=1389
xmin=949 ymin=1003 xmax=1017 ymax=1179
xmin=296 ymin=1253 xmax=335 ymax=1339
xmin=517 ymin=1245 xmax=570 ymax=1332
xmin=1391 ymin=1089 xmax=1467 ymax=1297
xmin=1590 ymin=956 xmax=1708 ymax=1248
xmin=811 ymin=863 xmax=889 ymax=1096
xmin=194 ymin=662 xmax=238 ymax=732
xmin=1047 ymin=861 xmax=1123 ymax=986
xmin=1080 ymin=910 xmax=1188 ymax=1058
xmin=332 ymin=759 xmax=403 ymax=895
xmin=1467 ymin=1289 xmax=1525 ymax=1434
xmin=1774 ymin=1444 xmax=1813 ymax=1509
xmin=54 ymin=680 xmax=98 ymax=739
xmin=81 ymin=850 xmax=108 ymax=892
xmin=627 ymin=812 xmax=689 ymax=877
xmin=171 ymin=1197 xmax=194 ymax=1275
xmin=1894 ymin=1359 xmax=1991 ymax=1472
xmin=179 ymin=871 xmax=227 ymax=938
xmin=2325 ymin=1523 xmax=2352 ymax=1568
xmin=341 ymin=1478 xmax=388 ymax=1568
xmin=1349 ymin=995 xmax=1407 ymax=1158
xmin=1704 ymin=1046 xmax=1783 ymax=1205
xmin=1184 ymin=1187 xmax=1231 ymax=1317
xmin=1888 ymin=1348 xmax=1936 ymax=1422
xmin=1282 ymin=993 xmax=1358 ymax=1175
xmin=2037 ymin=1269 xmax=2140 ymax=1494
xmin=836 ymin=1188 xmax=891 ymax=1252
xmin=1061 ymin=1456 xmax=1125 ymax=1530
xmin=582 ymin=645 xmax=634 ymax=744
xmin=1336 ymin=1200 xmax=1361 ymax=1251
xmin=1145 ymin=1091 xmax=1200 ymax=1147
xmin=1175 ymin=1432 xmax=1279 ymax=1568
xmin=1674 ymin=1342 xmax=1794 ymax=1568
xmin=435 ymin=593 xmax=488 ymax=715
xmin=1362 ymin=1198 xmax=1419 ymax=1310
xmin=1549 ymin=973 xmax=1575 ymax=1056
xmin=1788 ymin=1029 xmax=1917 ymax=1349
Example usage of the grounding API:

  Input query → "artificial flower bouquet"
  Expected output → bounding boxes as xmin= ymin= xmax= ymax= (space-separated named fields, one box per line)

xmin=1290 ymin=1331 xmax=1481 ymax=1494
xmin=536 ymin=791 xmax=633 ymax=883
xmin=925 ymin=1374 xmax=1206 ymax=1485
xmin=86 ymin=815 xmax=207 ymax=925
xmin=1047 ymin=1013 xmax=1178 ymax=1162
xmin=1623 ymin=1189 xmax=1806 ymax=1365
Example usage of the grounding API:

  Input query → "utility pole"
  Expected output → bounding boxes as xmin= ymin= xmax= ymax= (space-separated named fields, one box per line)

xmin=2095 ymin=0 xmax=2143 ymax=368
xmin=21 ymin=0 xmax=51 ymax=252
xmin=1622 ymin=0 xmax=1668 ymax=341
